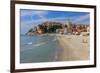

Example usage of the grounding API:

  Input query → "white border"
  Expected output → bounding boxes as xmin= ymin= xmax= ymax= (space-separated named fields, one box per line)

xmin=15 ymin=4 xmax=94 ymax=69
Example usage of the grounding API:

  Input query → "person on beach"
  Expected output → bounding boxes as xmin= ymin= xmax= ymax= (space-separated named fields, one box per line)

xmin=63 ymin=25 xmax=68 ymax=34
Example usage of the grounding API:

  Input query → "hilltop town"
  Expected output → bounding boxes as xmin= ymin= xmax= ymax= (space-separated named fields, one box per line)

xmin=27 ymin=20 xmax=90 ymax=36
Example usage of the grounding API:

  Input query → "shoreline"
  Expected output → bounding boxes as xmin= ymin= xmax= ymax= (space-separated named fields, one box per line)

xmin=21 ymin=34 xmax=90 ymax=62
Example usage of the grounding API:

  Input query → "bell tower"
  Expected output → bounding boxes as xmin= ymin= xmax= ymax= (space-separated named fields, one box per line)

xmin=67 ymin=19 xmax=72 ymax=33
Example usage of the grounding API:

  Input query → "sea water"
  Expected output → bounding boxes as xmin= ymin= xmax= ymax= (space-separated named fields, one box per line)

xmin=20 ymin=35 xmax=61 ymax=63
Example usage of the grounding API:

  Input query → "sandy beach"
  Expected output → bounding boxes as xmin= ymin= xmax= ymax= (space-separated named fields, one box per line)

xmin=56 ymin=34 xmax=90 ymax=61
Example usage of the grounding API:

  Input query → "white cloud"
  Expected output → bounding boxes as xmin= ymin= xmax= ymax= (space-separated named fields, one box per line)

xmin=34 ymin=11 xmax=48 ymax=18
xmin=21 ymin=10 xmax=48 ymax=19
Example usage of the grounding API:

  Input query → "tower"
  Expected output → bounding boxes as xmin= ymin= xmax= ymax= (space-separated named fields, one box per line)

xmin=67 ymin=19 xmax=72 ymax=33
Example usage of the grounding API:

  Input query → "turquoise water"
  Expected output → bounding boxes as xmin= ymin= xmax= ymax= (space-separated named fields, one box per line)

xmin=20 ymin=35 xmax=61 ymax=63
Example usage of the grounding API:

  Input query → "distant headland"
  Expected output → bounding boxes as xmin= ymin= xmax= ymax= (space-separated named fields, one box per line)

xmin=26 ymin=20 xmax=89 ymax=36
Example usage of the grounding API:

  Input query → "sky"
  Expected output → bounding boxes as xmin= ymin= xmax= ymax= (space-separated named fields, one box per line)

xmin=20 ymin=9 xmax=90 ymax=34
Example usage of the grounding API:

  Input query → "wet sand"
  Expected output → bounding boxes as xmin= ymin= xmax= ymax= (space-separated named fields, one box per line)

xmin=56 ymin=34 xmax=90 ymax=61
